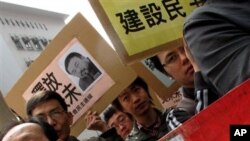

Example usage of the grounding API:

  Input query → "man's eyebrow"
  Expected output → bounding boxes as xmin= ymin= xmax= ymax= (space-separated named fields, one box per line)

xmin=36 ymin=107 xmax=61 ymax=114
xmin=165 ymin=52 xmax=175 ymax=58
xmin=119 ymin=91 xmax=127 ymax=98
xmin=117 ymin=114 xmax=124 ymax=120
xmin=50 ymin=107 xmax=61 ymax=112
xmin=120 ymin=87 xmax=130 ymax=96
xmin=119 ymin=86 xmax=134 ymax=97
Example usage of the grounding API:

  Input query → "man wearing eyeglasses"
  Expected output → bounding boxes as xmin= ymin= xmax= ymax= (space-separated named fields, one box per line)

xmin=103 ymin=106 xmax=133 ymax=139
xmin=26 ymin=91 xmax=124 ymax=141
xmin=112 ymin=77 xmax=191 ymax=140
xmin=26 ymin=91 xmax=78 ymax=141
xmin=150 ymin=46 xmax=196 ymax=115
xmin=150 ymin=41 xmax=218 ymax=114
xmin=84 ymin=106 xmax=133 ymax=140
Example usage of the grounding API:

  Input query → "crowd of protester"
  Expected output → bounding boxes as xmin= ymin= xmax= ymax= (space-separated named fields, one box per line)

xmin=1 ymin=0 xmax=249 ymax=140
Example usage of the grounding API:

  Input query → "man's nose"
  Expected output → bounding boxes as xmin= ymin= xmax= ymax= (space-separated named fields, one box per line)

xmin=118 ymin=124 xmax=126 ymax=131
xmin=131 ymin=94 xmax=140 ymax=104
xmin=46 ymin=115 xmax=57 ymax=126
xmin=179 ymin=53 xmax=189 ymax=65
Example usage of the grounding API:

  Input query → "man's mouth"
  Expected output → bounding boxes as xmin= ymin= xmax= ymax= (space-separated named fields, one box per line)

xmin=135 ymin=101 xmax=146 ymax=111
xmin=186 ymin=65 xmax=194 ymax=75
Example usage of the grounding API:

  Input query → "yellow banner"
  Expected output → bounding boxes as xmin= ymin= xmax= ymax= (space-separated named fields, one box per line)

xmin=100 ymin=0 xmax=200 ymax=56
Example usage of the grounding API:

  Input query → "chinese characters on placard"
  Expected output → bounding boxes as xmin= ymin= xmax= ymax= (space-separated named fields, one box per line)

xmin=116 ymin=0 xmax=205 ymax=34
xmin=22 ymin=38 xmax=115 ymax=124
xmin=31 ymin=72 xmax=93 ymax=115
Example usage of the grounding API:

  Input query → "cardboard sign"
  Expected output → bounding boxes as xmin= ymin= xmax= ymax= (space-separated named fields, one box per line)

xmin=89 ymin=0 xmax=201 ymax=64
xmin=5 ymin=13 xmax=137 ymax=136
xmin=158 ymin=79 xmax=250 ymax=141
xmin=22 ymin=38 xmax=115 ymax=124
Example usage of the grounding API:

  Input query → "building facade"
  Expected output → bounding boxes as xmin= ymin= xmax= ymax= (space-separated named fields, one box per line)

xmin=0 ymin=1 xmax=68 ymax=95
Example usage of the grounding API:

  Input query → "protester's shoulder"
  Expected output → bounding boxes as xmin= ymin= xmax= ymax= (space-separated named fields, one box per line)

xmin=185 ymin=1 xmax=243 ymax=23
xmin=80 ymin=137 xmax=109 ymax=141
xmin=184 ymin=2 xmax=219 ymax=24
xmin=80 ymin=135 xmax=122 ymax=141
xmin=80 ymin=137 xmax=102 ymax=141
xmin=68 ymin=136 xmax=80 ymax=141
xmin=99 ymin=128 xmax=123 ymax=141
xmin=165 ymin=107 xmax=191 ymax=114
xmin=126 ymin=123 xmax=149 ymax=141
xmin=126 ymin=122 xmax=140 ymax=139
xmin=165 ymin=107 xmax=192 ymax=120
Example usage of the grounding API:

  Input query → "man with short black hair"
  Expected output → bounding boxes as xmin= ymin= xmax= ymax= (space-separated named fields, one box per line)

xmin=103 ymin=106 xmax=133 ymax=139
xmin=112 ymin=77 xmax=191 ymax=140
xmin=150 ymin=46 xmax=196 ymax=114
xmin=26 ymin=91 xmax=78 ymax=141
xmin=85 ymin=106 xmax=133 ymax=140
xmin=27 ymin=91 xmax=124 ymax=141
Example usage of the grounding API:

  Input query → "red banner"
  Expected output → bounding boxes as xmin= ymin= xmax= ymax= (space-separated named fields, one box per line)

xmin=159 ymin=79 xmax=250 ymax=141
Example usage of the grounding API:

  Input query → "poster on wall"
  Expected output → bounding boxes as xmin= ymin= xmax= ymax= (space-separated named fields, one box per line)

xmin=22 ymin=38 xmax=115 ymax=124
xmin=89 ymin=0 xmax=203 ymax=64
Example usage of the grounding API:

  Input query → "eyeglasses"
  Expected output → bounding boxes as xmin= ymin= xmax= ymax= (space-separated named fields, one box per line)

xmin=110 ymin=114 xmax=130 ymax=130
xmin=161 ymin=47 xmax=185 ymax=67
xmin=35 ymin=109 xmax=65 ymax=121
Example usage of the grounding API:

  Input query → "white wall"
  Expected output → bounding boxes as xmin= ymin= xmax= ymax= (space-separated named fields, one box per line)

xmin=0 ymin=35 xmax=23 ymax=95
xmin=0 ymin=2 xmax=67 ymax=95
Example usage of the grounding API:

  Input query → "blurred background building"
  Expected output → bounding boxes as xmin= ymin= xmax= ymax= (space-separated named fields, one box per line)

xmin=0 ymin=0 xmax=109 ymax=139
xmin=0 ymin=1 xmax=68 ymax=95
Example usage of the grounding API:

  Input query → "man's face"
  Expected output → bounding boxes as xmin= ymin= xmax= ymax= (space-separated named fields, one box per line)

xmin=67 ymin=56 xmax=89 ymax=78
xmin=31 ymin=99 xmax=73 ymax=140
xmin=107 ymin=112 xmax=133 ymax=139
xmin=157 ymin=46 xmax=194 ymax=87
xmin=118 ymin=85 xmax=151 ymax=118
xmin=2 ymin=123 xmax=49 ymax=141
